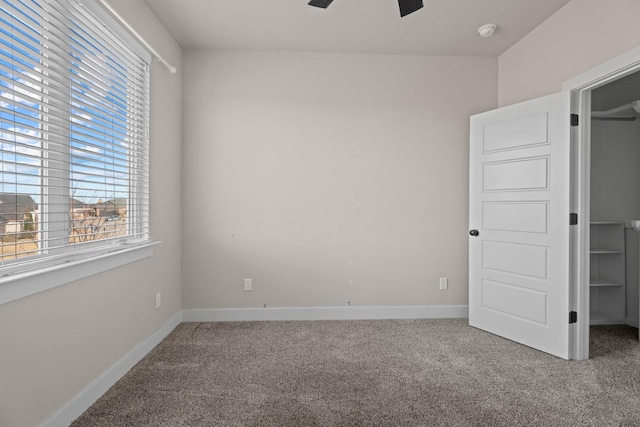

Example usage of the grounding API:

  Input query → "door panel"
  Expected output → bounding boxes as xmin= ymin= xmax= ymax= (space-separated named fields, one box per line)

xmin=483 ymin=202 xmax=549 ymax=234
xmin=469 ymin=91 xmax=571 ymax=359
xmin=482 ymin=279 xmax=548 ymax=324
xmin=483 ymin=112 xmax=550 ymax=152
xmin=483 ymin=241 xmax=548 ymax=279
xmin=483 ymin=157 xmax=549 ymax=191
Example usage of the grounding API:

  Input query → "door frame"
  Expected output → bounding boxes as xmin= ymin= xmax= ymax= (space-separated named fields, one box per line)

xmin=563 ymin=45 xmax=640 ymax=360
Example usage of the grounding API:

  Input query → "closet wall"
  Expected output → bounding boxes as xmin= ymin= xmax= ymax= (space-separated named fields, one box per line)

xmin=591 ymin=72 xmax=640 ymax=326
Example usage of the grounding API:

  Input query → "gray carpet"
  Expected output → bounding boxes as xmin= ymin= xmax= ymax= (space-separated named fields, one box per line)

xmin=72 ymin=319 xmax=640 ymax=426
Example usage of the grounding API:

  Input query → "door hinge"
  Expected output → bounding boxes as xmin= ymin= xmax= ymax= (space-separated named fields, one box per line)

xmin=570 ymin=213 xmax=578 ymax=225
xmin=569 ymin=311 xmax=578 ymax=324
xmin=571 ymin=114 xmax=580 ymax=126
xmin=571 ymin=114 xmax=579 ymax=126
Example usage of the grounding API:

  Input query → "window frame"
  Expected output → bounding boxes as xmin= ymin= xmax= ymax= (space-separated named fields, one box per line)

xmin=0 ymin=0 xmax=156 ymax=305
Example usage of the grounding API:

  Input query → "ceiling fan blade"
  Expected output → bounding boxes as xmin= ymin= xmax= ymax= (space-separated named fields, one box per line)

xmin=398 ymin=0 xmax=423 ymax=17
xmin=308 ymin=0 xmax=335 ymax=8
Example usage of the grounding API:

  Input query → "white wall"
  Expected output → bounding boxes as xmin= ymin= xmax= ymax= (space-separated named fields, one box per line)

xmin=498 ymin=0 xmax=640 ymax=107
xmin=182 ymin=50 xmax=497 ymax=310
xmin=0 ymin=1 xmax=182 ymax=426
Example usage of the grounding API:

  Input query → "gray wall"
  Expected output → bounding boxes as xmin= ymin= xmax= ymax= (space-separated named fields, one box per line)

xmin=0 ymin=1 xmax=183 ymax=426
xmin=182 ymin=50 xmax=497 ymax=310
xmin=590 ymin=118 xmax=640 ymax=324
xmin=590 ymin=119 xmax=640 ymax=221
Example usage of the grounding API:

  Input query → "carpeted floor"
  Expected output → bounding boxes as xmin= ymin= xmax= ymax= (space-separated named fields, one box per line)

xmin=72 ymin=319 xmax=640 ymax=426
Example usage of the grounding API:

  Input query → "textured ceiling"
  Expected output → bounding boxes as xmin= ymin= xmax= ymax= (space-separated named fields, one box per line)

xmin=142 ymin=0 xmax=572 ymax=56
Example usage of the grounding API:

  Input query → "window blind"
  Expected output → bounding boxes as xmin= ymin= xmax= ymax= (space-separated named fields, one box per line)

xmin=0 ymin=0 xmax=150 ymax=274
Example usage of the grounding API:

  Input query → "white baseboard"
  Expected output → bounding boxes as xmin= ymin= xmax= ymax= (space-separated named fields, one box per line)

xmin=183 ymin=305 xmax=469 ymax=322
xmin=40 ymin=311 xmax=183 ymax=427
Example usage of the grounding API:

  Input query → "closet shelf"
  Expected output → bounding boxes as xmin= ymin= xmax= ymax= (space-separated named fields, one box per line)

xmin=590 ymin=220 xmax=624 ymax=225
xmin=590 ymin=249 xmax=623 ymax=254
xmin=590 ymin=278 xmax=623 ymax=287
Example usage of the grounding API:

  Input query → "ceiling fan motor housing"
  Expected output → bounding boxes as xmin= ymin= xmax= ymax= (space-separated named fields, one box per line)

xmin=308 ymin=0 xmax=424 ymax=17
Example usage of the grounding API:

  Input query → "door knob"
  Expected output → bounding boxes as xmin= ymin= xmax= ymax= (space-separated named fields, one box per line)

xmin=469 ymin=229 xmax=479 ymax=236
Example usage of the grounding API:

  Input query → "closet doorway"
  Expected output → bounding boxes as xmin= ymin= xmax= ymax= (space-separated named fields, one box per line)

xmin=567 ymin=51 xmax=640 ymax=360
xmin=589 ymin=72 xmax=640 ymax=332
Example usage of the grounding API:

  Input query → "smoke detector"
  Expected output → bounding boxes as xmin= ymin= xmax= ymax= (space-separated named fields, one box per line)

xmin=478 ymin=24 xmax=497 ymax=38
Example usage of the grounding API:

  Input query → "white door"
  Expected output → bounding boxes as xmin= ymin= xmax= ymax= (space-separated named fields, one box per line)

xmin=469 ymin=91 xmax=572 ymax=359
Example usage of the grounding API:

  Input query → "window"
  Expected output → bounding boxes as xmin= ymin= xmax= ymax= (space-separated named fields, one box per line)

xmin=0 ymin=0 xmax=151 ymax=278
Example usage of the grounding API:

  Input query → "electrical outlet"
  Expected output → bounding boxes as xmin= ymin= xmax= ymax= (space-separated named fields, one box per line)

xmin=244 ymin=278 xmax=253 ymax=292
xmin=155 ymin=292 xmax=161 ymax=309
xmin=439 ymin=277 xmax=448 ymax=290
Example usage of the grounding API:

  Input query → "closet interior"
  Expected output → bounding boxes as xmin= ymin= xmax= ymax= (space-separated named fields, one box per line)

xmin=590 ymin=71 xmax=640 ymax=329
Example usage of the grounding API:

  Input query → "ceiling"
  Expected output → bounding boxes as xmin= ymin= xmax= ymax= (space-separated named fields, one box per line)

xmin=141 ymin=0 xmax=572 ymax=56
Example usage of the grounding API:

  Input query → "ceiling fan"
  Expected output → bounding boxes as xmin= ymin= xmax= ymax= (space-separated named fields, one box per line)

xmin=308 ymin=0 xmax=424 ymax=17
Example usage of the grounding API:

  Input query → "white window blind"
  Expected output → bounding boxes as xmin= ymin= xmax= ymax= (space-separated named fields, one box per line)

xmin=0 ymin=0 xmax=150 ymax=275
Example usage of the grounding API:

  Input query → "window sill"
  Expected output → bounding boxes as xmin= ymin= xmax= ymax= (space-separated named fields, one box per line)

xmin=0 ymin=241 xmax=160 ymax=306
